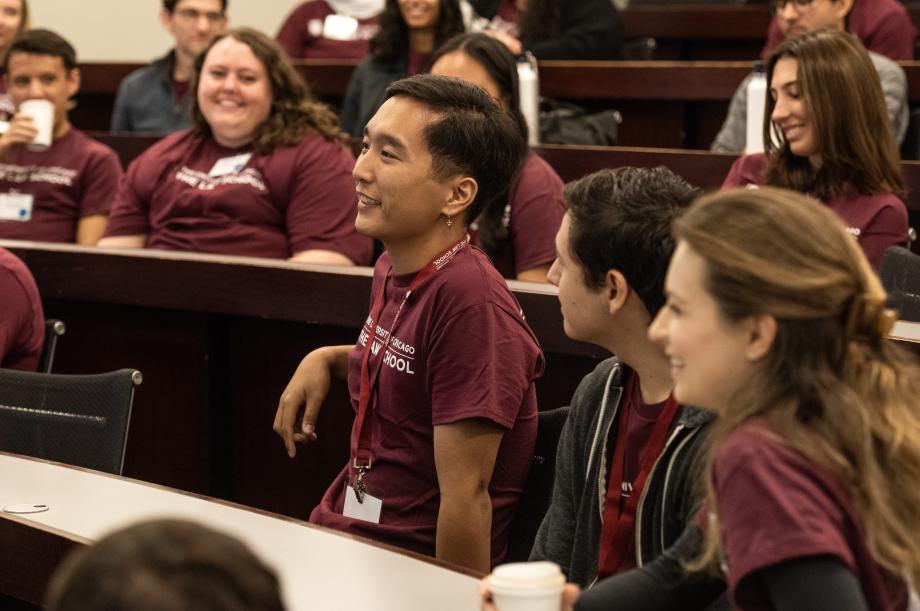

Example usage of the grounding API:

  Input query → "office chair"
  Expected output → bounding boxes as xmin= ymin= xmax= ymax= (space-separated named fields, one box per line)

xmin=880 ymin=246 xmax=920 ymax=323
xmin=0 ymin=368 xmax=142 ymax=475
xmin=38 ymin=319 xmax=66 ymax=374
xmin=505 ymin=405 xmax=571 ymax=562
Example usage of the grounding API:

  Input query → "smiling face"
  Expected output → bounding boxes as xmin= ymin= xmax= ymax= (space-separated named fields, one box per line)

xmin=0 ymin=0 xmax=24 ymax=52
xmin=353 ymin=95 xmax=457 ymax=247
xmin=648 ymin=240 xmax=762 ymax=412
xmin=7 ymin=52 xmax=79 ymax=132
xmin=430 ymin=50 xmax=504 ymax=104
xmin=547 ymin=213 xmax=613 ymax=344
xmin=197 ymin=36 xmax=272 ymax=149
xmin=398 ymin=0 xmax=441 ymax=30
xmin=770 ymin=56 xmax=820 ymax=164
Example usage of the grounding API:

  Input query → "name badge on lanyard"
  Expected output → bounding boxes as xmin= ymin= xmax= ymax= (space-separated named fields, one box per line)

xmin=208 ymin=153 xmax=252 ymax=178
xmin=0 ymin=192 xmax=33 ymax=221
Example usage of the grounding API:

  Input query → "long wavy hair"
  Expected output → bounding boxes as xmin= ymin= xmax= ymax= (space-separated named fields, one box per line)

xmin=681 ymin=187 xmax=920 ymax=596
xmin=763 ymin=29 xmax=904 ymax=200
xmin=428 ymin=32 xmax=528 ymax=253
xmin=190 ymin=27 xmax=343 ymax=153
xmin=370 ymin=0 xmax=465 ymax=63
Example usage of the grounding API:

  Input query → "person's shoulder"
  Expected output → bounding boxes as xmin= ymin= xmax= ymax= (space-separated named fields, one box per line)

xmin=119 ymin=54 xmax=170 ymax=91
xmin=868 ymin=50 xmax=904 ymax=77
xmin=868 ymin=0 xmax=911 ymax=19
xmin=141 ymin=130 xmax=197 ymax=158
xmin=522 ymin=152 xmax=564 ymax=187
xmin=714 ymin=419 xmax=799 ymax=472
xmin=726 ymin=153 xmax=767 ymax=186
xmin=0 ymin=247 xmax=37 ymax=293
xmin=70 ymin=129 xmax=120 ymax=160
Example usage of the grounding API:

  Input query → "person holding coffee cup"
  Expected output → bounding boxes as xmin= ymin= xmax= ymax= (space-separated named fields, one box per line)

xmin=0 ymin=29 xmax=122 ymax=245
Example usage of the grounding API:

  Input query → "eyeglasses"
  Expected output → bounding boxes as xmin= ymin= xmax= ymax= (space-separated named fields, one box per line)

xmin=174 ymin=8 xmax=226 ymax=24
xmin=770 ymin=0 xmax=814 ymax=13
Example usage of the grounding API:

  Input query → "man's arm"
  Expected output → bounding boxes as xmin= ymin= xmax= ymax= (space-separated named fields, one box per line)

xmin=434 ymin=417 xmax=505 ymax=573
xmin=290 ymin=249 xmax=356 ymax=266
xmin=97 ymin=234 xmax=148 ymax=249
xmin=75 ymin=214 xmax=108 ymax=245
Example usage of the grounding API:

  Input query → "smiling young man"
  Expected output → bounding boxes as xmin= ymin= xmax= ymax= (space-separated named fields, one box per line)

xmin=0 ymin=29 xmax=122 ymax=244
xmin=711 ymin=0 xmax=908 ymax=153
xmin=274 ymin=74 xmax=543 ymax=573
xmin=111 ymin=0 xmax=228 ymax=134
xmin=528 ymin=167 xmax=717 ymax=592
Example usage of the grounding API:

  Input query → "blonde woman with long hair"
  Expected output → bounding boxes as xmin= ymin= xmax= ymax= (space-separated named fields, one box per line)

xmin=648 ymin=186 xmax=920 ymax=610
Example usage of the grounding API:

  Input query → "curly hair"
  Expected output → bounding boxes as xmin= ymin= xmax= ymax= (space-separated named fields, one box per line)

xmin=190 ymin=27 xmax=344 ymax=153
xmin=370 ymin=0 xmax=466 ymax=63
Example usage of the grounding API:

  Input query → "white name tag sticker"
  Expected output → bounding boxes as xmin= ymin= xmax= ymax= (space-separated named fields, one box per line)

xmin=208 ymin=153 xmax=252 ymax=178
xmin=343 ymin=485 xmax=383 ymax=523
xmin=323 ymin=15 xmax=359 ymax=41
xmin=0 ymin=192 xmax=33 ymax=221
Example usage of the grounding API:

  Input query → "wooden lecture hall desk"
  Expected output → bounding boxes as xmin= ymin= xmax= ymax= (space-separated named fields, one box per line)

xmin=0 ymin=240 xmax=603 ymax=518
xmin=0 ymin=451 xmax=480 ymax=610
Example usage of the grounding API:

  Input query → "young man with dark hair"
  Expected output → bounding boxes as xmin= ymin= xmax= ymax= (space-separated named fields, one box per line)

xmin=274 ymin=74 xmax=542 ymax=573
xmin=0 ymin=29 xmax=122 ymax=244
xmin=530 ymin=167 xmax=716 ymax=591
xmin=111 ymin=0 xmax=227 ymax=133
xmin=45 ymin=519 xmax=285 ymax=611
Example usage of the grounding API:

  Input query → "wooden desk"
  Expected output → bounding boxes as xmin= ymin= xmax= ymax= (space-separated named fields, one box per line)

xmin=0 ymin=452 xmax=479 ymax=609
xmin=0 ymin=241 xmax=603 ymax=521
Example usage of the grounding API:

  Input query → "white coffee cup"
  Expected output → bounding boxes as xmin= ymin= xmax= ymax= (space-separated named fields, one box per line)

xmin=489 ymin=561 xmax=565 ymax=611
xmin=19 ymin=99 xmax=54 ymax=151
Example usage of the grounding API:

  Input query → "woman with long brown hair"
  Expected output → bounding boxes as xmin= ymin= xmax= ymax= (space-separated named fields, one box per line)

xmin=649 ymin=186 xmax=920 ymax=610
xmin=723 ymin=28 xmax=908 ymax=269
xmin=100 ymin=27 xmax=371 ymax=265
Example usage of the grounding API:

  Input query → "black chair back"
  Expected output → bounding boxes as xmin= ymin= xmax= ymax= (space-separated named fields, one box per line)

xmin=880 ymin=246 xmax=920 ymax=322
xmin=504 ymin=405 xmax=571 ymax=562
xmin=0 ymin=368 xmax=142 ymax=474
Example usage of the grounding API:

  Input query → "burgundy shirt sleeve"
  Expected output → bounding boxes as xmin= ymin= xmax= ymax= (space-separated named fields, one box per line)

xmin=77 ymin=144 xmax=123 ymax=218
xmin=761 ymin=19 xmax=784 ymax=59
xmin=276 ymin=3 xmax=311 ymax=59
xmin=104 ymin=153 xmax=155 ymax=238
xmin=857 ymin=196 xmax=909 ymax=269
xmin=0 ymin=250 xmax=43 ymax=371
xmin=721 ymin=154 xmax=764 ymax=189
xmin=510 ymin=154 xmax=565 ymax=276
xmin=712 ymin=427 xmax=856 ymax=609
xmin=285 ymin=135 xmax=372 ymax=264
xmin=865 ymin=11 xmax=917 ymax=61
xmin=428 ymin=300 xmax=540 ymax=429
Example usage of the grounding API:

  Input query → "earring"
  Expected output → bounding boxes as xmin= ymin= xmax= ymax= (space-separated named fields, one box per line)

xmin=446 ymin=214 xmax=453 ymax=229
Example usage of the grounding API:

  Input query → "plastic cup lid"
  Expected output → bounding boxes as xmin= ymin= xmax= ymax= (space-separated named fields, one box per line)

xmin=490 ymin=561 xmax=565 ymax=590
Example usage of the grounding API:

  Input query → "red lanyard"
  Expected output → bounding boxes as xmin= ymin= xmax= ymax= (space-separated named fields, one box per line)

xmin=597 ymin=379 xmax=680 ymax=575
xmin=351 ymin=238 xmax=469 ymax=478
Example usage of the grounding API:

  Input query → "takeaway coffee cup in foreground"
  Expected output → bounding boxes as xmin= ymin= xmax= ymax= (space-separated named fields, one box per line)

xmin=19 ymin=99 xmax=54 ymax=151
xmin=489 ymin=561 xmax=565 ymax=611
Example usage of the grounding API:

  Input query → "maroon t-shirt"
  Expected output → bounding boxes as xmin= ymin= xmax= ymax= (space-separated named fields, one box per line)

xmin=0 ymin=128 xmax=123 ymax=243
xmin=472 ymin=153 xmax=565 ymax=279
xmin=0 ymin=247 xmax=43 ymax=371
xmin=597 ymin=373 xmax=675 ymax=577
xmin=104 ymin=130 xmax=372 ymax=263
xmin=722 ymin=154 xmax=908 ymax=269
xmin=762 ymin=0 xmax=917 ymax=60
xmin=276 ymin=0 xmax=380 ymax=60
xmin=712 ymin=420 xmax=908 ymax=611
xmin=310 ymin=244 xmax=544 ymax=566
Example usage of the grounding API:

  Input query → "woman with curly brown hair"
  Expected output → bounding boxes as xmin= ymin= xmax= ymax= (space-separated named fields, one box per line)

xmin=339 ymin=0 xmax=466 ymax=136
xmin=100 ymin=27 xmax=371 ymax=265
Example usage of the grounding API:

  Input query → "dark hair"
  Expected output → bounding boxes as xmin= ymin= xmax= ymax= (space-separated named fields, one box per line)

xmin=4 ymin=28 xmax=76 ymax=72
xmin=190 ymin=27 xmax=343 ymax=153
xmin=371 ymin=0 xmax=465 ymax=63
xmin=427 ymin=32 xmax=529 ymax=253
xmin=564 ymin=167 xmax=700 ymax=316
xmin=517 ymin=0 xmax=562 ymax=51
xmin=763 ymin=29 xmax=904 ymax=200
xmin=44 ymin=519 xmax=285 ymax=611
xmin=385 ymin=74 xmax=526 ymax=226
xmin=164 ymin=0 xmax=228 ymax=12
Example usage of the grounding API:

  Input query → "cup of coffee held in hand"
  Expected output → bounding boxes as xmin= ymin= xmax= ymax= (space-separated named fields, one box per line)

xmin=19 ymin=99 xmax=54 ymax=151
xmin=489 ymin=561 xmax=565 ymax=611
